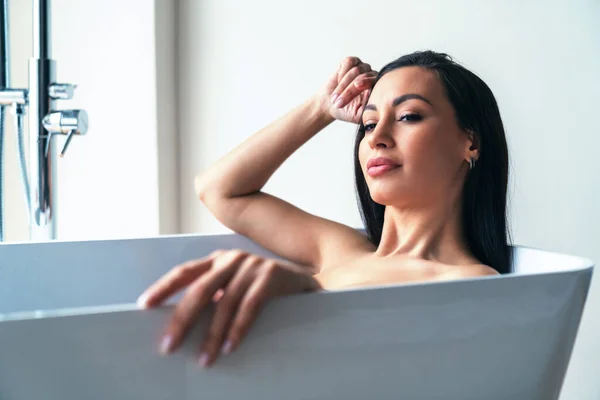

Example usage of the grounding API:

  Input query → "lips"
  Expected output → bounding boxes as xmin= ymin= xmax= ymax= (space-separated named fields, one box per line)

xmin=367 ymin=157 xmax=400 ymax=169
xmin=366 ymin=157 xmax=401 ymax=177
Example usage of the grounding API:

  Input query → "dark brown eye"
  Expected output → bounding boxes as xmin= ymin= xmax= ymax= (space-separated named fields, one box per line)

xmin=399 ymin=113 xmax=422 ymax=122
xmin=364 ymin=123 xmax=377 ymax=132
xmin=399 ymin=113 xmax=423 ymax=122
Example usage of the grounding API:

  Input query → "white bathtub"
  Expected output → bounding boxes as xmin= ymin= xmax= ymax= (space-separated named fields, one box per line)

xmin=0 ymin=233 xmax=594 ymax=399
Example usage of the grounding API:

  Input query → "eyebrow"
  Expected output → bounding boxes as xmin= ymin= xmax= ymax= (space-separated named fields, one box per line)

xmin=364 ymin=93 xmax=433 ymax=111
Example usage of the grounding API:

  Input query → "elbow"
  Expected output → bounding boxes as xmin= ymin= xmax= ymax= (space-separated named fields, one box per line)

xmin=194 ymin=175 xmax=206 ymax=201
xmin=193 ymin=174 xmax=241 ymax=231
xmin=194 ymin=174 xmax=234 ymax=213
xmin=194 ymin=174 xmax=219 ymax=204
xmin=194 ymin=175 xmax=209 ymax=202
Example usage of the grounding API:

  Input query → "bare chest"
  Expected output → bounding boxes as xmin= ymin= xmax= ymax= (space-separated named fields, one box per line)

xmin=315 ymin=255 xmax=447 ymax=291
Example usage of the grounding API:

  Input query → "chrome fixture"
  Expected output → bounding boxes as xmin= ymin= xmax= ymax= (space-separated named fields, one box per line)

xmin=0 ymin=0 xmax=89 ymax=241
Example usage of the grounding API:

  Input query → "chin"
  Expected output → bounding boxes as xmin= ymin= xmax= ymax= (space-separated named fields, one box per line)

xmin=367 ymin=179 xmax=420 ymax=206
xmin=368 ymin=189 xmax=399 ymax=206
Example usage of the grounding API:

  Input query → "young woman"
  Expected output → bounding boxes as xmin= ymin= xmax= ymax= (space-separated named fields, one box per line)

xmin=138 ymin=50 xmax=511 ymax=368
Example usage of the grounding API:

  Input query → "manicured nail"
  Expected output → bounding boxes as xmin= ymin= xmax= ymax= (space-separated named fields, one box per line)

xmin=199 ymin=352 xmax=209 ymax=367
xmin=330 ymin=93 xmax=338 ymax=104
xmin=136 ymin=294 xmax=149 ymax=308
xmin=335 ymin=98 xmax=344 ymax=108
xmin=221 ymin=340 xmax=233 ymax=355
xmin=160 ymin=335 xmax=173 ymax=355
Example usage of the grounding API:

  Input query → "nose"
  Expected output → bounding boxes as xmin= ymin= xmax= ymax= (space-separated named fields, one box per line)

xmin=366 ymin=120 xmax=395 ymax=149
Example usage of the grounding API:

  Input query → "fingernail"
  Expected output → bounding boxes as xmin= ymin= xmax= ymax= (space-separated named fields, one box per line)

xmin=335 ymin=98 xmax=344 ymax=108
xmin=199 ymin=352 xmax=209 ymax=367
xmin=136 ymin=294 xmax=148 ymax=308
xmin=160 ymin=335 xmax=173 ymax=355
xmin=330 ymin=93 xmax=338 ymax=104
xmin=221 ymin=340 xmax=233 ymax=355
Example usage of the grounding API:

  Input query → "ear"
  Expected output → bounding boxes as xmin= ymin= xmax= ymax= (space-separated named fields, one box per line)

xmin=464 ymin=129 xmax=480 ymax=163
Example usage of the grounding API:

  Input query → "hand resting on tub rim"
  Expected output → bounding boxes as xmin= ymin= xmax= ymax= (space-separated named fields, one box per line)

xmin=138 ymin=51 xmax=510 ymax=367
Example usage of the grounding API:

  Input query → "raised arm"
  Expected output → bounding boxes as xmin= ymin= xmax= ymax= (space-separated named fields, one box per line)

xmin=194 ymin=57 xmax=378 ymax=270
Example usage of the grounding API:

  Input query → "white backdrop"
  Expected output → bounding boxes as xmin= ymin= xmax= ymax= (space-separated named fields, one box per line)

xmin=4 ymin=0 xmax=599 ymax=398
xmin=176 ymin=1 xmax=600 ymax=399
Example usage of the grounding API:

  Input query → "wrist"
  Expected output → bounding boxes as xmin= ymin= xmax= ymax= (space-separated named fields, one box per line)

xmin=306 ymin=94 xmax=335 ymax=127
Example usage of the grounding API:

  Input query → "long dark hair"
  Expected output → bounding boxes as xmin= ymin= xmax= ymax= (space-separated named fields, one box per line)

xmin=354 ymin=50 xmax=512 ymax=274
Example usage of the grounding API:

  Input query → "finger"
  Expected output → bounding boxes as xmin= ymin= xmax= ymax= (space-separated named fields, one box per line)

xmin=160 ymin=255 xmax=241 ymax=354
xmin=212 ymin=289 xmax=225 ymax=303
xmin=336 ymin=56 xmax=362 ymax=82
xmin=137 ymin=255 xmax=218 ymax=308
xmin=223 ymin=272 xmax=272 ymax=354
xmin=354 ymin=71 xmax=378 ymax=89
xmin=331 ymin=64 xmax=373 ymax=106
xmin=334 ymin=71 xmax=377 ymax=109
xmin=356 ymin=104 xmax=365 ymax=120
xmin=333 ymin=63 xmax=371 ymax=98
xmin=354 ymin=89 xmax=374 ymax=122
xmin=199 ymin=256 xmax=260 ymax=367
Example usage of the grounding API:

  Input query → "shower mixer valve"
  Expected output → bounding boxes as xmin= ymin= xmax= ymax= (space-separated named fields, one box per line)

xmin=42 ymin=108 xmax=88 ymax=157
xmin=41 ymin=82 xmax=88 ymax=157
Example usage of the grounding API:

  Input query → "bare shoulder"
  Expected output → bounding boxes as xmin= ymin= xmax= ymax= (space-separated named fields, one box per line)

xmin=437 ymin=264 xmax=499 ymax=280
xmin=317 ymin=222 xmax=376 ymax=268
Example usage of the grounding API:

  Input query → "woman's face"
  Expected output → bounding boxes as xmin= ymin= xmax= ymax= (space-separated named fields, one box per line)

xmin=358 ymin=66 xmax=476 ymax=207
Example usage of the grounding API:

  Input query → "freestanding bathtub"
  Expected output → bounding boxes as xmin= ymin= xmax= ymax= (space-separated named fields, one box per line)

xmin=0 ymin=232 xmax=594 ymax=399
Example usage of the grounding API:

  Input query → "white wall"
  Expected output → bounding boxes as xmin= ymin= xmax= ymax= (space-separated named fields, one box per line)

xmin=5 ymin=0 xmax=178 ymax=242
xmin=176 ymin=0 xmax=600 ymax=399
xmin=4 ymin=0 xmax=599 ymax=398
xmin=4 ymin=0 xmax=32 ymax=241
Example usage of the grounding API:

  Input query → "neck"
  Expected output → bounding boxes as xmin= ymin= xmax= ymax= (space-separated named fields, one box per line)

xmin=375 ymin=195 xmax=475 ymax=265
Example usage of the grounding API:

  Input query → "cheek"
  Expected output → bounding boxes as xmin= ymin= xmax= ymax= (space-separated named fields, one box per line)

xmin=357 ymin=139 xmax=369 ymax=171
xmin=402 ymin=127 xmax=462 ymax=177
